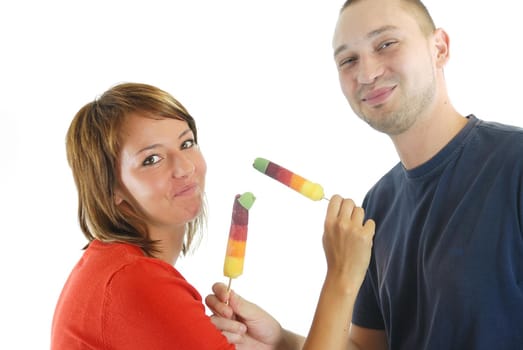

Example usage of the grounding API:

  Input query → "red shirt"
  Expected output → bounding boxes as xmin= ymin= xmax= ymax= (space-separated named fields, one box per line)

xmin=51 ymin=240 xmax=234 ymax=349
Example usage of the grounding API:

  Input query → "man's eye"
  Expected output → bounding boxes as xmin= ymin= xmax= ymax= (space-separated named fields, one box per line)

xmin=182 ymin=139 xmax=196 ymax=149
xmin=378 ymin=40 xmax=397 ymax=50
xmin=339 ymin=57 xmax=357 ymax=68
xmin=143 ymin=155 xmax=161 ymax=166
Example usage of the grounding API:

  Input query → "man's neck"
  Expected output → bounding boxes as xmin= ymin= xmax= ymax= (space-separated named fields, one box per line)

xmin=391 ymin=106 xmax=467 ymax=170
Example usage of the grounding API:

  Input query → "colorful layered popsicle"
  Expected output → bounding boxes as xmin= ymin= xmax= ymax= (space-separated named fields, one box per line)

xmin=223 ymin=192 xmax=256 ymax=287
xmin=253 ymin=157 xmax=325 ymax=201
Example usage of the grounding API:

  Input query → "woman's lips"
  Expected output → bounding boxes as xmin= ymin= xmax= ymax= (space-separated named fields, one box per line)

xmin=174 ymin=183 xmax=198 ymax=197
xmin=362 ymin=86 xmax=396 ymax=106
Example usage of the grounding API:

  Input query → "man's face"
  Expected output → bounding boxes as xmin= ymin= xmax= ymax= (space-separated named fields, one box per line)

xmin=332 ymin=0 xmax=438 ymax=135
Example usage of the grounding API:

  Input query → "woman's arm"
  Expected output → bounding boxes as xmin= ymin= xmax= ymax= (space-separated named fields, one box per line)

xmin=207 ymin=195 xmax=382 ymax=350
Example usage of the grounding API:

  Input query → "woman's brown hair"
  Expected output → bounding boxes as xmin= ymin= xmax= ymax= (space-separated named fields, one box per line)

xmin=66 ymin=82 xmax=205 ymax=256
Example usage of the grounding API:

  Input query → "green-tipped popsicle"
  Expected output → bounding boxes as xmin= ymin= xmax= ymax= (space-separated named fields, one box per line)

xmin=253 ymin=157 xmax=325 ymax=201
xmin=223 ymin=192 xmax=256 ymax=294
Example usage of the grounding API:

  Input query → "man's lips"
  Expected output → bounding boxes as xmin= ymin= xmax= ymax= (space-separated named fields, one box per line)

xmin=361 ymin=86 xmax=396 ymax=105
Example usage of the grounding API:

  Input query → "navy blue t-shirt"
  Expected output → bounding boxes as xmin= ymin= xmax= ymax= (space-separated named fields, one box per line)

xmin=353 ymin=115 xmax=523 ymax=349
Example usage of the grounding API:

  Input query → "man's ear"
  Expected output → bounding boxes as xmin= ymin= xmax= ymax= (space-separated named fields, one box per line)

xmin=433 ymin=28 xmax=450 ymax=67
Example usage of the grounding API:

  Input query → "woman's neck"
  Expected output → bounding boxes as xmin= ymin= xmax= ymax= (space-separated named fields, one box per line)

xmin=148 ymin=225 xmax=186 ymax=265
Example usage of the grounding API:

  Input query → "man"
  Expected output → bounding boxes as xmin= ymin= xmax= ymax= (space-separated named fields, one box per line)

xmin=206 ymin=0 xmax=523 ymax=349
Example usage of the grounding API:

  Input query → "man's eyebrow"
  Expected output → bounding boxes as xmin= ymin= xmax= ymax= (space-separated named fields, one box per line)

xmin=367 ymin=25 xmax=398 ymax=39
xmin=334 ymin=25 xmax=398 ymax=58
xmin=334 ymin=44 xmax=348 ymax=58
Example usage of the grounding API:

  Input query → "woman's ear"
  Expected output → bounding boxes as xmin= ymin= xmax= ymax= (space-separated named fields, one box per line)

xmin=114 ymin=189 xmax=124 ymax=205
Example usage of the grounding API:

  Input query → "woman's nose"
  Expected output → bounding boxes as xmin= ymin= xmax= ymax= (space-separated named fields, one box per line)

xmin=171 ymin=154 xmax=195 ymax=178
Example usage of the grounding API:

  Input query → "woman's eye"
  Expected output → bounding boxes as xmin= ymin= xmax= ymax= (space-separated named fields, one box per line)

xmin=143 ymin=155 xmax=162 ymax=166
xmin=182 ymin=139 xmax=196 ymax=150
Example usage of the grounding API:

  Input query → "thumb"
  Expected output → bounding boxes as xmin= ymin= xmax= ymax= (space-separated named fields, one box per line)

xmin=227 ymin=289 xmax=259 ymax=321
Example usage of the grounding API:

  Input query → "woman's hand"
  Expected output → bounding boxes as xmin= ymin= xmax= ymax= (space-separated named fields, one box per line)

xmin=206 ymin=282 xmax=299 ymax=350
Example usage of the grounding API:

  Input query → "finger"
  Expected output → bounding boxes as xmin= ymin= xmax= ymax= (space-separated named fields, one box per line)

xmin=223 ymin=331 xmax=253 ymax=346
xmin=209 ymin=315 xmax=247 ymax=335
xmin=227 ymin=289 xmax=249 ymax=316
xmin=212 ymin=282 xmax=230 ymax=302
xmin=349 ymin=206 xmax=365 ymax=225
xmin=338 ymin=198 xmax=356 ymax=220
xmin=205 ymin=294 xmax=233 ymax=319
xmin=206 ymin=282 xmax=235 ymax=318
xmin=220 ymin=331 xmax=244 ymax=345
xmin=227 ymin=289 xmax=267 ymax=322
xmin=325 ymin=194 xmax=342 ymax=226
xmin=363 ymin=218 xmax=376 ymax=237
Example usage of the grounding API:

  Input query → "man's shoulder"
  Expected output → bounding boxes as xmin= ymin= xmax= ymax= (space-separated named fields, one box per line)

xmin=475 ymin=117 xmax=523 ymax=137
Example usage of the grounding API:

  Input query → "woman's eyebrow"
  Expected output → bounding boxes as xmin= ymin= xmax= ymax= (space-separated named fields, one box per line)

xmin=178 ymin=128 xmax=192 ymax=139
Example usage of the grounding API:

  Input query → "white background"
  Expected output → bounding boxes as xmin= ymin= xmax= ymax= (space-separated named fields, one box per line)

xmin=1 ymin=1 xmax=521 ymax=348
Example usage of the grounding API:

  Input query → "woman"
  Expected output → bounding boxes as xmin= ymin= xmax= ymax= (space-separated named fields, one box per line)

xmin=52 ymin=82 xmax=375 ymax=349
xmin=51 ymin=82 xmax=235 ymax=349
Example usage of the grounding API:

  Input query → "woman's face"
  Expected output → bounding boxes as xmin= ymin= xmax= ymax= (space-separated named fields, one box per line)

xmin=115 ymin=112 xmax=206 ymax=233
